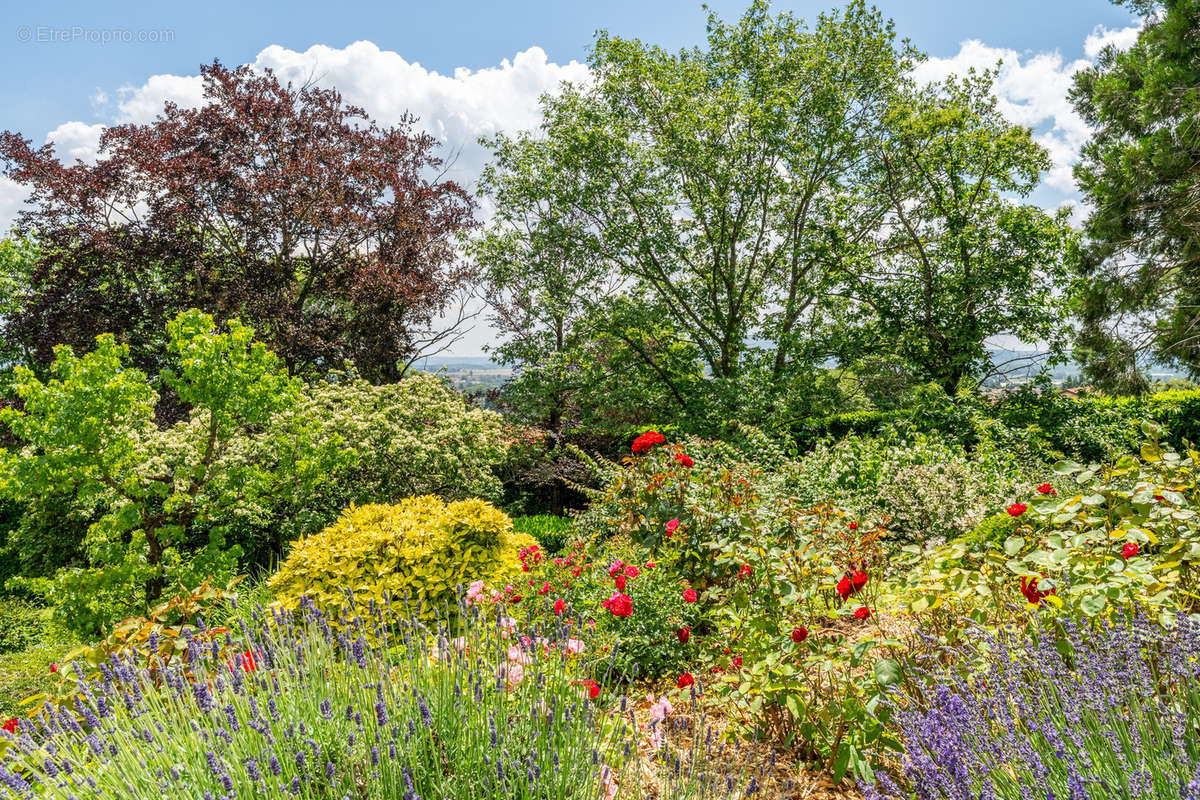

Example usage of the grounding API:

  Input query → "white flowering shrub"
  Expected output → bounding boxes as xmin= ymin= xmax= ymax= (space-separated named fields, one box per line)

xmin=787 ymin=432 xmax=1036 ymax=543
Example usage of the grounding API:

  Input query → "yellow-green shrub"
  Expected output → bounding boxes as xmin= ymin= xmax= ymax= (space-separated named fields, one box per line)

xmin=269 ymin=497 xmax=535 ymax=618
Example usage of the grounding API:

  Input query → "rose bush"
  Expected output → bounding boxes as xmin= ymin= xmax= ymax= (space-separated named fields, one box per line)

xmin=573 ymin=425 xmax=803 ymax=584
xmin=573 ymin=428 xmax=904 ymax=781
xmin=891 ymin=421 xmax=1200 ymax=632
xmin=694 ymin=504 xmax=903 ymax=783
xmin=469 ymin=534 xmax=700 ymax=682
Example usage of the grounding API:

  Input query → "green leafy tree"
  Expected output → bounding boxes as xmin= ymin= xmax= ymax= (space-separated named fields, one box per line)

xmin=238 ymin=372 xmax=509 ymax=558
xmin=0 ymin=236 xmax=38 ymax=385
xmin=843 ymin=71 xmax=1076 ymax=395
xmin=471 ymin=151 xmax=628 ymax=453
xmin=477 ymin=0 xmax=912 ymax=425
xmin=0 ymin=310 xmax=346 ymax=633
xmin=1070 ymin=0 xmax=1200 ymax=392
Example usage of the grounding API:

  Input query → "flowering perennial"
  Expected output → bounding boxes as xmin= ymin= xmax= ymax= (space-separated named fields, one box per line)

xmin=868 ymin=614 xmax=1200 ymax=800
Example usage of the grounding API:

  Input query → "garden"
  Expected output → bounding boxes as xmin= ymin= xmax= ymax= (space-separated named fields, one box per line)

xmin=0 ymin=0 xmax=1198 ymax=797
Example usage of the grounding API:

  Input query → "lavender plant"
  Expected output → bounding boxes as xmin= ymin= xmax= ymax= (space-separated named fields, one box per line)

xmin=867 ymin=613 xmax=1200 ymax=799
xmin=0 ymin=593 xmax=738 ymax=799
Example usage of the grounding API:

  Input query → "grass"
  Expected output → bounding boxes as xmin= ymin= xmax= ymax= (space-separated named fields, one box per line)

xmin=0 ymin=628 xmax=78 ymax=719
xmin=513 ymin=514 xmax=574 ymax=554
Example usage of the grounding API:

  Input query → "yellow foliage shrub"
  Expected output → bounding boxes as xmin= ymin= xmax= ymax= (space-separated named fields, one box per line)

xmin=269 ymin=497 xmax=535 ymax=618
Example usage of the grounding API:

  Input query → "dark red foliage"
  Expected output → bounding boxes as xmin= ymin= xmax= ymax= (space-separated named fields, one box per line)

xmin=0 ymin=61 xmax=476 ymax=381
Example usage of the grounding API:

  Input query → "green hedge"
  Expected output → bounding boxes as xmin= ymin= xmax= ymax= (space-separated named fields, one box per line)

xmin=789 ymin=392 xmax=983 ymax=452
xmin=792 ymin=388 xmax=1200 ymax=462
xmin=992 ymin=388 xmax=1200 ymax=462
xmin=511 ymin=515 xmax=574 ymax=555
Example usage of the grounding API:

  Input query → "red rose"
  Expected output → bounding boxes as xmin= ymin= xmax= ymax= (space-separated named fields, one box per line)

xmin=731 ymin=656 xmax=742 ymax=669
xmin=791 ymin=627 xmax=808 ymax=643
xmin=615 ymin=574 xmax=627 ymax=591
xmin=49 ymin=663 xmax=58 ymax=674
xmin=737 ymin=564 xmax=752 ymax=579
xmin=605 ymin=593 xmax=633 ymax=617
xmin=676 ymin=673 xmax=694 ymax=689
xmin=849 ymin=522 xmax=858 ymax=530
xmin=631 ymin=430 xmax=666 ymax=454
xmin=2 ymin=718 xmax=16 ymax=734
xmin=229 ymin=649 xmax=257 ymax=673
xmin=683 ymin=588 xmax=697 ymax=603
xmin=854 ymin=607 xmax=871 ymax=621
xmin=674 ymin=452 xmax=694 ymax=468
xmin=836 ymin=575 xmax=853 ymax=600
xmin=1007 ymin=503 xmax=1028 ymax=517
xmin=665 ymin=518 xmax=680 ymax=536
xmin=676 ymin=626 xmax=690 ymax=644
xmin=554 ymin=598 xmax=566 ymax=615
xmin=1123 ymin=542 xmax=1139 ymax=559
xmin=851 ymin=569 xmax=868 ymax=592
xmin=1037 ymin=483 xmax=1056 ymax=495
xmin=574 ymin=679 xmax=601 ymax=699
xmin=1019 ymin=575 xmax=1056 ymax=605
xmin=608 ymin=560 xmax=624 ymax=578
xmin=624 ymin=565 xmax=640 ymax=578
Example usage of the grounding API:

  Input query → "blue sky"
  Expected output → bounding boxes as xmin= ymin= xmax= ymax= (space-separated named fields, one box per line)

xmin=0 ymin=0 xmax=1143 ymax=355
xmin=2 ymin=0 xmax=1136 ymax=141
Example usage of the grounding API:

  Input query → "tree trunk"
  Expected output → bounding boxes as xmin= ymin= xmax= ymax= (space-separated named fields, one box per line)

xmin=145 ymin=528 xmax=165 ymax=607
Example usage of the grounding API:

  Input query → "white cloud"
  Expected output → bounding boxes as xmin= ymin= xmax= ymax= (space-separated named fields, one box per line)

xmin=912 ymin=19 xmax=1141 ymax=196
xmin=104 ymin=42 xmax=589 ymax=194
xmin=912 ymin=41 xmax=1093 ymax=193
xmin=114 ymin=73 xmax=206 ymax=123
xmin=0 ymin=177 xmax=25 ymax=234
xmin=1084 ymin=23 xmax=1142 ymax=59
xmin=44 ymin=121 xmax=106 ymax=164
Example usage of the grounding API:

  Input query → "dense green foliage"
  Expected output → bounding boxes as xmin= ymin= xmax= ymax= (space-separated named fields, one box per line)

xmin=0 ymin=311 xmax=346 ymax=634
xmin=0 ymin=597 xmax=50 ymax=655
xmin=474 ymin=0 xmax=1075 ymax=451
xmin=1071 ymin=0 xmax=1200 ymax=391
xmin=233 ymin=373 xmax=509 ymax=563
xmin=787 ymin=430 xmax=1035 ymax=542
xmin=1 ymin=2 xmax=1199 ymax=798
xmin=845 ymin=71 xmax=1076 ymax=395
xmin=269 ymin=498 xmax=535 ymax=621
xmin=0 ymin=316 xmax=512 ymax=636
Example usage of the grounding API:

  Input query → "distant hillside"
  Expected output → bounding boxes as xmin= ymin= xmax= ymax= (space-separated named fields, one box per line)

xmin=411 ymin=355 xmax=502 ymax=371
xmin=982 ymin=348 xmax=1188 ymax=387
xmin=412 ymin=356 xmax=511 ymax=393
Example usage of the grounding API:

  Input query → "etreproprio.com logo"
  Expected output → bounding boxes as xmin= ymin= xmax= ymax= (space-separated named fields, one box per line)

xmin=16 ymin=25 xmax=175 ymax=44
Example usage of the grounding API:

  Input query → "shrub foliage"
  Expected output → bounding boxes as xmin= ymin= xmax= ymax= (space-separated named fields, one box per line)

xmin=270 ymin=497 xmax=535 ymax=619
